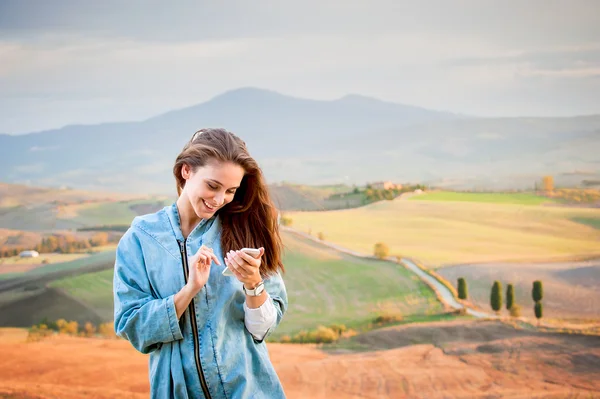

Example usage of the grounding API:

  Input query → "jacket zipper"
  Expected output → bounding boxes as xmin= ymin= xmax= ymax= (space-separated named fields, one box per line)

xmin=179 ymin=239 xmax=212 ymax=399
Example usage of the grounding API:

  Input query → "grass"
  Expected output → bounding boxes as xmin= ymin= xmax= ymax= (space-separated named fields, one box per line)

xmin=57 ymin=198 xmax=171 ymax=227
xmin=49 ymin=268 xmax=114 ymax=319
xmin=40 ymin=231 xmax=442 ymax=338
xmin=409 ymin=191 xmax=558 ymax=205
xmin=571 ymin=216 xmax=600 ymax=230
xmin=16 ymin=250 xmax=116 ymax=277
xmin=321 ymin=312 xmax=471 ymax=352
xmin=59 ymin=202 xmax=138 ymax=226
xmin=287 ymin=199 xmax=600 ymax=266
xmin=272 ymin=231 xmax=441 ymax=338
xmin=0 ymin=253 xmax=88 ymax=266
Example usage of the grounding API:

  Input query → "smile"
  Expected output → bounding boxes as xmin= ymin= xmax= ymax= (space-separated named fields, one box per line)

xmin=203 ymin=199 xmax=218 ymax=211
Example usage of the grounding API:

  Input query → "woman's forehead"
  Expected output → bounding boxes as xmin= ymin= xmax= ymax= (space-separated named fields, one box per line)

xmin=198 ymin=161 xmax=244 ymax=186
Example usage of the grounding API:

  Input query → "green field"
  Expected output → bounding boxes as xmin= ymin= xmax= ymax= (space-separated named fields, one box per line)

xmin=49 ymin=268 xmax=114 ymax=320
xmin=287 ymin=199 xmax=600 ymax=266
xmin=276 ymin=231 xmax=441 ymax=336
xmin=571 ymin=216 xmax=600 ymax=230
xmin=409 ymin=191 xmax=558 ymax=205
xmin=0 ymin=250 xmax=116 ymax=281
xmin=44 ymin=231 xmax=442 ymax=337
xmin=57 ymin=198 xmax=171 ymax=227
xmin=0 ymin=253 xmax=88 ymax=266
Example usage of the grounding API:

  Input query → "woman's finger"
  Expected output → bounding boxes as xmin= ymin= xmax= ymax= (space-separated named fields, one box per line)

xmin=201 ymin=249 xmax=221 ymax=266
xmin=228 ymin=252 xmax=253 ymax=276
xmin=236 ymin=250 xmax=260 ymax=268
xmin=226 ymin=257 xmax=248 ymax=278
xmin=229 ymin=252 xmax=253 ymax=274
xmin=196 ymin=254 xmax=207 ymax=267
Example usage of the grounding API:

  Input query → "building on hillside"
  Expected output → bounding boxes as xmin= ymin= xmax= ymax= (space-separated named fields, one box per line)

xmin=371 ymin=181 xmax=402 ymax=190
xmin=19 ymin=250 xmax=39 ymax=258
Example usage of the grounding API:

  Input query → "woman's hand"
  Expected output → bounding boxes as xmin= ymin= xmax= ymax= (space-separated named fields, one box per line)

xmin=225 ymin=247 xmax=265 ymax=289
xmin=187 ymin=245 xmax=221 ymax=293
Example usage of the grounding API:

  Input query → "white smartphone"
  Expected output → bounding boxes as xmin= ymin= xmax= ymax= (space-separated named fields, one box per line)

xmin=222 ymin=248 xmax=261 ymax=276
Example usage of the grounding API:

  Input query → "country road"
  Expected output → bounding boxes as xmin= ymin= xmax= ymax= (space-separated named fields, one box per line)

xmin=281 ymin=226 xmax=494 ymax=319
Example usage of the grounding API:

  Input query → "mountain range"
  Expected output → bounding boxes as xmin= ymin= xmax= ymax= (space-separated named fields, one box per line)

xmin=1 ymin=87 xmax=599 ymax=194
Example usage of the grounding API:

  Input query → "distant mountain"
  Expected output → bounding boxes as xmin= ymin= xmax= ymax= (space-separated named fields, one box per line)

xmin=0 ymin=87 xmax=599 ymax=193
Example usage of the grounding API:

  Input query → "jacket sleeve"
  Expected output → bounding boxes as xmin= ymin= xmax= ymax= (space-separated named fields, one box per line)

xmin=251 ymin=270 xmax=288 ymax=343
xmin=113 ymin=227 xmax=184 ymax=354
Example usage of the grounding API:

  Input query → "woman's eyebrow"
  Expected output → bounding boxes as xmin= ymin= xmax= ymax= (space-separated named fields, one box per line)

xmin=207 ymin=179 xmax=239 ymax=189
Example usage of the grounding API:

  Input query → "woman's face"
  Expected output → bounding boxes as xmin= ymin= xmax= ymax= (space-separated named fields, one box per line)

xmin=181 ymin=160 xmax=245 ymax=219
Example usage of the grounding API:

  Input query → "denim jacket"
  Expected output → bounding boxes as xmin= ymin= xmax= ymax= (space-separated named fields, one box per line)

xmin=113 ymin=203 xmax=288 ymax=398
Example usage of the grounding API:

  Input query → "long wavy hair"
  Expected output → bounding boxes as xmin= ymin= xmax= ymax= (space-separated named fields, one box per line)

xmin=173 ymin=128 xmax=284 ymax=276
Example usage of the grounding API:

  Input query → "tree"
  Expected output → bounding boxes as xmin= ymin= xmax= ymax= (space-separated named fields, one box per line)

xmin=532 ymin=281 xmax=543 ymax=303
xmin=542 ymin=176 xmax=554 ymax=192
xmin=280 ymin=216 xmax=293 ymax=227
xmin=534 ymin=302 xmax=543 ymax=325
xmin=90 ymin=232 xmax=109 ymax=247
xmin=506 ymin=284 xmax=515 ymax=310
xmin=490 ymin=281 xmax=503 ymax=313
xmin=317 ymin=232 xmax=325 ymax=241
xmin=457 ymin=278 xmax=468 ymax=300
xmin=373 ymin=242 xmax=389 ymax=259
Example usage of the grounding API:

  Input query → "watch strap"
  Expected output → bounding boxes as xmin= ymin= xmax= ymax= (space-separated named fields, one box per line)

xmin=243 ymin=281 xmax=265 ymax=296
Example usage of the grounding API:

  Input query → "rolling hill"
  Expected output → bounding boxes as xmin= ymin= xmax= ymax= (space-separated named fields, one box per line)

xmin=0 ymin=230 xmax=441 ymax=336
xmin=1 ymin=87 xmax=599 ymax=193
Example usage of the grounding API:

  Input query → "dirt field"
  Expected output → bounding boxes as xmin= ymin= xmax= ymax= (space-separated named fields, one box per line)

xmin=437 ymin=259 xmax=600 ymax=319
xmin=1 ymin=320 xmax=598 ymax=399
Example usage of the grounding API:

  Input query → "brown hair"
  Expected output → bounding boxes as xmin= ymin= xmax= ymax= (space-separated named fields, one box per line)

xmin=173 ymin=128 xmax=284 ymax=276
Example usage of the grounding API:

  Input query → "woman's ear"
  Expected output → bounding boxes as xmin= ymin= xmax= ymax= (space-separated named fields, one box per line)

xmin=181 ymin=164 xmax=191 ymax=180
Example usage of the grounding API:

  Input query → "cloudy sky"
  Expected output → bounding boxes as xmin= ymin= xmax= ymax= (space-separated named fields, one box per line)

xmin=1 ymin=0 xmax=599 ymax=134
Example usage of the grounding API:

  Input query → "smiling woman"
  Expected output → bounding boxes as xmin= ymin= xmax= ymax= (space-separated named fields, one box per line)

xmin=113 ymin=128 xmax=288 ymax=399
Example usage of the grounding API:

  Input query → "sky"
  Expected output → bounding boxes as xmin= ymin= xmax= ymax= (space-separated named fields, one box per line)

xmin=0 ymin=0 xmax=599 ymax=134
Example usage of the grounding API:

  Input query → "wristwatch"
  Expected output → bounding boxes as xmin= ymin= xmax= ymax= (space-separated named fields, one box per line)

xmin=243 ymin=281 xmax=265 ymax=296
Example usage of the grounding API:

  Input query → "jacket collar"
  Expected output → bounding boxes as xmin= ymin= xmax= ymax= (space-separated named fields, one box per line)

xmin=165 ymin=202 xmax=220 ymax=245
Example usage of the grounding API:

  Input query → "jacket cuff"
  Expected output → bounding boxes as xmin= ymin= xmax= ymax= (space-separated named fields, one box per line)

xmin=166 ymin=294 xmax=184 ymax=341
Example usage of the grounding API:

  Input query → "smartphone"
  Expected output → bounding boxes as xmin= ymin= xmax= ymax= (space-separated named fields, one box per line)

xmin=222 ymin=248 xmax=261 ymax=276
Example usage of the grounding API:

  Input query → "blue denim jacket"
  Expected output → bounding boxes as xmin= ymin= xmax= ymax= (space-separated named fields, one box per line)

xmin=113 ymin=203 xmax=288 ymax=398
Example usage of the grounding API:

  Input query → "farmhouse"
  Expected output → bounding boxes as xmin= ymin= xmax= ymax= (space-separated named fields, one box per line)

xmin=19 ymin=250 xmax=40 ymax=258
xmin=371 ymin=181 xmax=402 ymax=190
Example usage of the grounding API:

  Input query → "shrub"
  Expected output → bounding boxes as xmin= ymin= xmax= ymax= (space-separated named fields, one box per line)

xmin=329 ymin=324 xmax=347 ymax=335
xmin=279 ymin=335 xmax=291 ymax=344
xmin=84 ymin=322 xmax=96 ymax=337
xmin=98 ymin=322 xmax=117 ymax=339
xmin=27 ymin=324 xmax=53 ymax=342
xmin=509 ymin=304 xmax=522 ymax=318
xmin=311 ymin=326 xmax=338 ymax=343
xmin=374 ymin=312 xmax=403 ymax=325
xmin=373 ymin=242 xmax=389 ymax=259
xmin=280 ymin=216 xmax=293 ymax=227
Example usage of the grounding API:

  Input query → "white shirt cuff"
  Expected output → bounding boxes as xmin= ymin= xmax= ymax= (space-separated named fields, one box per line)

xmin=243 ymin=293 xmax=277 ymax=341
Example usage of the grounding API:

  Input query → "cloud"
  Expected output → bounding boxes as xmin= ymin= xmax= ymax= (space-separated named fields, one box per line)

xmin=29 ymin=145 xmax=60 ymax=152
xmin=0 ymin=0 xmax=599 ymax=132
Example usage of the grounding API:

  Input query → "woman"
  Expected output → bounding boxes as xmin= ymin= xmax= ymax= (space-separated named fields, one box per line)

xmin=113 ymin=128 xmax=288 ymax=398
